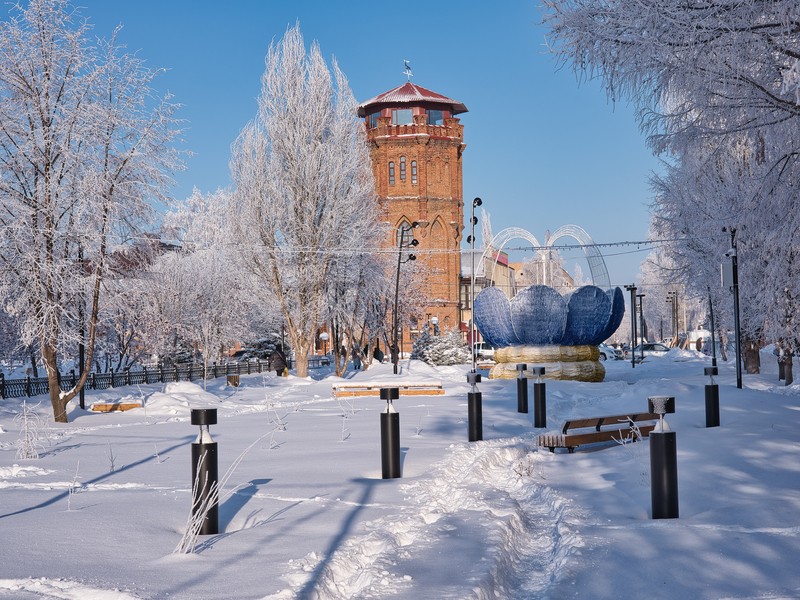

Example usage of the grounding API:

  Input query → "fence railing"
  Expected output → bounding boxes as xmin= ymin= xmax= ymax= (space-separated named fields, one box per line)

xmin=0 ymin=355 xmax=332 ymax=400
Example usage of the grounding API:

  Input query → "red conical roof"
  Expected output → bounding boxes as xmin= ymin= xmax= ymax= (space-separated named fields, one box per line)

xmin=357 ymin=82 xmax=468 ymax=117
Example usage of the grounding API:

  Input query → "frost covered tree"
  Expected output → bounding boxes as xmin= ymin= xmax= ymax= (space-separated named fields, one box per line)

xmin=543 ymin=0 xmax=800 ymax=161
xmin=542 ymin=0 xmax=800 ymax=357
xmin=0 ymin=0 xmax=181 ymax=421
xmin=325 ymin=251 xmax=390 ymax=376
xmin=133 ymin=251 xmax=195 ymax=363
xmin=163 ymin=189 xmax=263 ymax=384
xmin=230 ymin=24 xmax=381 ymax=377
xmin=412 ymin=328 xmax=471 ymax=366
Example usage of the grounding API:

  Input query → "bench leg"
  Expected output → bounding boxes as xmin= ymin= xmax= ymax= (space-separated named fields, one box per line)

xmin=548 ymin=447 xmax=555 ymax=453
xmin=567 ymin=447 xmax=575 ymax=454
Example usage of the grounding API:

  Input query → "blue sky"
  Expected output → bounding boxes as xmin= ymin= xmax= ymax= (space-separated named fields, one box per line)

xmin=72 ymin=0 xmax=660 ymax=286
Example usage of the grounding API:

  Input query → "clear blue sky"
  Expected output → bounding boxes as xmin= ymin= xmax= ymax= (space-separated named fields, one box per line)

xmin=71 ymin=0 xmax=660 ymax=286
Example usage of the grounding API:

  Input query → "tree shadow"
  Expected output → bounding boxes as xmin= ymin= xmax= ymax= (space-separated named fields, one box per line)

xmin=0 ymin=436 xmax=195 ymax=520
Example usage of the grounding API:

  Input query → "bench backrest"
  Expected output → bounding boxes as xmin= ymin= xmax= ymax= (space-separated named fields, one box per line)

xmin=562 ymin=412 xmax=659 ymax=434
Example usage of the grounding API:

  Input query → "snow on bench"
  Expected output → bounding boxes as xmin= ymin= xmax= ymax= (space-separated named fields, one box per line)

xmin=90 ymin=402 xmax=142 ymax=413
xmin=331 ymin=380 xmax=445 ymax=398
xmin=536 ymin=412 xmax=658 ymax=453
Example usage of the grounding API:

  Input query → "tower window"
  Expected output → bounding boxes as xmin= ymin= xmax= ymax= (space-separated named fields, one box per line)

xmin=400 ymin=156 xmax=406 ymax=181
xmin=411 ymin=160 xmax=417 ymax=184
xmin=392 ymin=109 xmax=413 ymax=125
xmin=427 ymin=109 xmax=445 ymax=125
xmin=389 ymin=161 xmax=395 ymax=185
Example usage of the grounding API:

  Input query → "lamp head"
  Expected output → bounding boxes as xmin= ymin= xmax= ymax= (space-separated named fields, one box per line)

xmin=473 ymin=197 xmax=482 ymax=207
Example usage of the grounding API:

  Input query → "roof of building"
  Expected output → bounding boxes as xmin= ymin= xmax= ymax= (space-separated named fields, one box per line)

xmin=357 ymin=82 xmax=468 ymax=117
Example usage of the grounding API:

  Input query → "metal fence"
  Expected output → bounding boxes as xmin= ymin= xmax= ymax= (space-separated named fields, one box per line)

xmin=0 ymin=355 xmax=332 ymax=400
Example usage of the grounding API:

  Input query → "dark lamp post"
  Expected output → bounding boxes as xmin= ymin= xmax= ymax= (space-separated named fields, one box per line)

xmin=430 ymin=316 xmax=439 ymax=336
xmin=666 ymin=291 xmax=678 ymax=345
xmin=468 ymin=197 xmax=482 ymax=373
xmin=319 ymin=331 xmax=329 ymax=355
xmin=625 ymin=284 xmax=637 ymax=368
xmin=723 ymin=226 xmax=742 ymax=389
xmin=707 ymin=287 xmax=717 ymax=367
xmin=637 ymin=293 xmax=646 ymax=363
xmin=393 ymin=221 xmax=418 ymax=375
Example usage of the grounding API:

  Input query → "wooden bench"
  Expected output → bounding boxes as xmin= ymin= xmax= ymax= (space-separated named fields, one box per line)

xmin=90 ymin=402 xmax=142 ymax=413
xmin=536 ymin=412 xmax=659 ymax=453
xmin=331 ymin=380 xmax=444 ymax=398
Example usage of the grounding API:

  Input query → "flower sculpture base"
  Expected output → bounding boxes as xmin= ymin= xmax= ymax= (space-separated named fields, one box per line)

xmin=489 ymin=345 xmax=605 ymax=382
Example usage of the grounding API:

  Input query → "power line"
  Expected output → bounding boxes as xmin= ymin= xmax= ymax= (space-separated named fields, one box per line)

xmin=115 ymin=236 xmax=688 ymax=256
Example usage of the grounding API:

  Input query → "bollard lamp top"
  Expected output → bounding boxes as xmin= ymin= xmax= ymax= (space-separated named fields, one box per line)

xmin=191 ymin=408 xmax=218 ymax=426
xmin=379 ymin=387 xmax=400 ymax=401
xmin=467 ymin=372 xmax=482 ymax=384
xmin=647 ymin=396 xmax=675 ymax=415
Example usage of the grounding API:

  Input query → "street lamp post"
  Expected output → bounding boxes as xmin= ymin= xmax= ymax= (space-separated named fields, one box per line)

xmin=625 ymin=284 xmax=637 ymax=368
xmin=723 ymin=226 xmax=742 ymax=389
xmin=666 ymin=291 xmax=678 ymax=344
xmin=430 ymin=316 xmax=439 ymax=336
xmin=467 ymin=197 xmax=482 ymax=373
xmin=319 ymin=331 xmax=329 ymax=356
xmin=707 ymin=287 xmax=717 ymax=367
xmin=637 ymin=293 xmax=646 ymax=363
xmin=392 ymin=222 xmax=418 ymax=375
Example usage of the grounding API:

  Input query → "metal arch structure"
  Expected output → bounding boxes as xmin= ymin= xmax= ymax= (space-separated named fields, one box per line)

xmin=548 ymin=225 xmax=610 ymax=288
xmin=480 ymin=228 xmax=541 ymax=286
xmin=480 ymin=225 xmax=610 ymax=289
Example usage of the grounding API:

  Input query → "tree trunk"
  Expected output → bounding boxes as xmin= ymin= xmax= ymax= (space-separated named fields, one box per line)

xmin=294 ymin=340 xmax=311 ymax=378
xmin=718 ymin=330 xmax=729 ymax=362
xmin=43 ymin=344 xmax=68 ymax=423
xmin=785 ymin=353 xmax=793 ymax=386
xmin=29 ymin=347 xmax=39 ymax=378
xmin=331 ymin=320 xmax=346 ymax=377
xmin=744 ymin=338 xmax=761 ymax=374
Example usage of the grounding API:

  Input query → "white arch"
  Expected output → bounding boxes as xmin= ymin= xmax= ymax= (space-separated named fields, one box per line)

xmin=480 ymin=225 xmax=610 ymax=289
xmin=547 ymin=225 xmax=610 ymax=288
xmin=479 ymin=228 xmax=541 ymax=285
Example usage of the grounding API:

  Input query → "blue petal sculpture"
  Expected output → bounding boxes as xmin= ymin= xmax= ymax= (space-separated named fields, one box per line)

xmin=473 ymin=284 xmax=625 ymax=381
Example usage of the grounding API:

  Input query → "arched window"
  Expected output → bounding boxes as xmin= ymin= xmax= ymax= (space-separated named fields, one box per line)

xmin=411 ymin=160 xmax=417 ymax=184
xmin=400 ymin=156 xmax=406 ymax=181
xmin=396 ymin=220 xmax=416 ymax=247
xmin=389 ymin=161 xmax=395 ymax=186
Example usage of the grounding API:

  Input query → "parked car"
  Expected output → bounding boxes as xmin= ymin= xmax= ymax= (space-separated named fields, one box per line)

xmin=472 ymin=342 xmax=495 ymax=360
xmin=631 ymin=343 xmax=670 ymax=358
xmin=598 ymin=343 xmax=622 ymax=361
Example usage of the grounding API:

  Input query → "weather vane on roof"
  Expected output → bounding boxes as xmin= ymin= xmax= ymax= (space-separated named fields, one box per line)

xmin=403 ymin=59 xmax=413 ymax=81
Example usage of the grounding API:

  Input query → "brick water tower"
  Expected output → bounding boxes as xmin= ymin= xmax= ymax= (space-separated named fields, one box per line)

xmin=358 ymin=81 xmax=467 ymax=349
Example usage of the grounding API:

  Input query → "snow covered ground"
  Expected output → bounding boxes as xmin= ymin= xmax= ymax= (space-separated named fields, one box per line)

xmin=0 ymin=350 xmax=798 ymax=599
